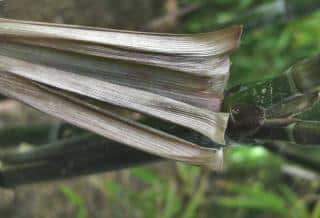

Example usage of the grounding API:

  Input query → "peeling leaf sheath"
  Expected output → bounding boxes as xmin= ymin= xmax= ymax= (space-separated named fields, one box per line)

xmin=0 ymin=18 xmax=242 ymax=56
xmin=0 ymin=19 xmax=243 ymax=153
xmin=0 ymin=19 xmax=241 ymax=119
xmin=0 ymin=19 xmax=241 ymax=101
xmin=0 ymin=55 xmax=229 ymax=145
xmin=0 ymin=41 xmax=226 ymax=107
xmin=7 ymin=38 xmax=232 ymax=77
xmin=0 ymin=72 xmax=223 ymax=169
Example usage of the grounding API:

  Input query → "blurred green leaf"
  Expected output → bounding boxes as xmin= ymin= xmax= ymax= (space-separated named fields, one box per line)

xmin=130 ymin=167 xmax=161 ymax=184
xmin=104 ymin=180 xmax=123 ymax=202
xmin=162 ymin=182 xmax=182 ymax=218
xmin=182 ymin=176 xmax=207 ymax=218
xmin=311 ymin=200 xmax=320 ymax=218
xmin=216 ymin=183 xmax=286 ymax=213
xmin=280 ymin=186 xmax=309 ymax=218
xmin=226 ymin=146 xmax=282 ymax=171
xmin=60 ymin=185 xmax=87 ymax=218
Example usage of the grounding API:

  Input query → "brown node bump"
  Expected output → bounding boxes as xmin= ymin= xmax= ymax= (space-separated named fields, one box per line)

xmin=226 ymin=103 xmax=265 ymax=141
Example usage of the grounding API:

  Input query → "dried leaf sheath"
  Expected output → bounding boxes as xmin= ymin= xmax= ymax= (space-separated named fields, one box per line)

xmin=13 ymin=38 xmax=232 ymax=77
xmin=0 ymin=19 xmax=242 ymax=167
xmin=0 ymin=41 xmax=225 ymax=110
xmin=0 ymin=72 xmax=223 ymax=169
xmin=0 ymin=55 xmax=228 ymax=144
xmin=0 ymin=18 xmax=242 ymax=98
xmin=0 ymin=18 xmax=241 ymax=56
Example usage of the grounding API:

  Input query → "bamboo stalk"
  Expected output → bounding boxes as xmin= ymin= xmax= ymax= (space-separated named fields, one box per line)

xmin=262 ymin=141 xmax=320 ymax=172
xmin=224 ymin=55 xmax=320 ymax=143
xmin=0 ymin=133 xmax=161 ymax=187
xmin=0 ymin=124 xmax=52 ymax=148
xmin=290 ymin=55 xmax=320 ymax=93
xmin=265 ymin=93 xmax=320 ymax=118
xmin=224 ymin=55 xmax=320 ymax=113
xmin=254 ymin=120 xmax=320 ymax=146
